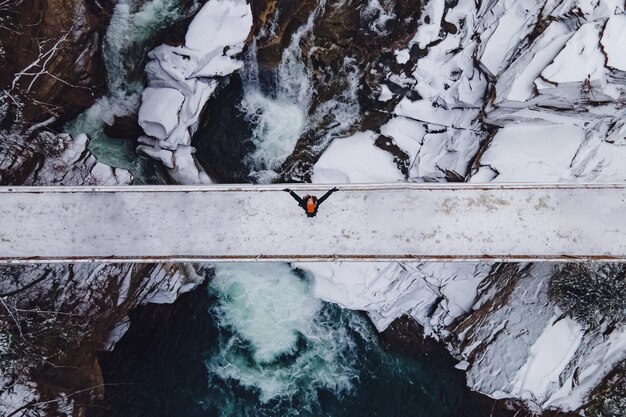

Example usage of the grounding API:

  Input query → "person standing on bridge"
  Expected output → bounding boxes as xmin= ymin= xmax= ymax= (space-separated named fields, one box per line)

xmin=283 ymin=187 xmax=339 ymax=218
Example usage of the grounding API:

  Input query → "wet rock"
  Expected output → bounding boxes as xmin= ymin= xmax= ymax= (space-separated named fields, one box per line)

xmin=379 ymin=315 xmax=457 ymax=365
xmin=252 ymin=0 xmax=318 ymax=65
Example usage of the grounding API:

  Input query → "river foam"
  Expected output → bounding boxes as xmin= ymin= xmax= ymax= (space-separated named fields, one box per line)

xmin=206 ymin=264 xmax=367 ymax=410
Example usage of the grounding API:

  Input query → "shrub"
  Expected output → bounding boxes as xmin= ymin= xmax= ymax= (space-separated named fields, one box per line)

xmin=549 ymin=263 xmax=626 ymax=328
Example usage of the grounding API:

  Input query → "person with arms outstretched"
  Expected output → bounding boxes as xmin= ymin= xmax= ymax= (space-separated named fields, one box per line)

xmin=283 ymin=187 xmax=339 ymax=217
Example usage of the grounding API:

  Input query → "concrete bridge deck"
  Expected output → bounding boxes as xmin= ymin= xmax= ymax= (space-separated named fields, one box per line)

xmin=0 ymin=183 xmax=624 ymax=264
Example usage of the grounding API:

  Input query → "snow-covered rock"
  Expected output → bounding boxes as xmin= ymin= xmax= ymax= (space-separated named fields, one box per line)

xmin=602 ymin=14 xmax=626 ymax=71
xmin=26 ymin=133 xmax=132 ymax=186
xmin=470 ymin=123 xmax=585 ymax=182
xmin=312 ymin=131 xmax=405 ymax=183
xmin=137 ymin=0 xmax=253 ymax=184
xmin=304 ymin=0 xmax=626 ymax=413
xmin=138 ymin=87 xmax=185 ymax=140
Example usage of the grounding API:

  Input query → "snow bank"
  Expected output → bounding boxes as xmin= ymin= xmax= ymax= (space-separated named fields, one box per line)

xmin=539 ymin=23 xmax=605 ymax=85
xmin=480 ymin=1 xmax=538 ymax=76
xmin=137 ymin=0 xmax=252 ymax=184
xmin=26 ymin=133 xmax=132 ymax=186
xmin=0 ymin=380 xmax=40 ymax=416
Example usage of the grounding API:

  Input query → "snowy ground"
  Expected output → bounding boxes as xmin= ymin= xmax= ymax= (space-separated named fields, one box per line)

xmin=2 ymin=184 xmax=626 ymax=262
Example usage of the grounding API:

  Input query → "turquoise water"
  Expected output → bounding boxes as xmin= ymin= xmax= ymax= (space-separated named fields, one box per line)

xmin=97 ymin=264 xmax=488 ymax=417
xmin=65 ymin=0 xmax=192 ymax=180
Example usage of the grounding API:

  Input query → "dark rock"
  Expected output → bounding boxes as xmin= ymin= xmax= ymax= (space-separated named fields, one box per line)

xmin=252 ymin=0 xmax=318 ymax=66
xmin=374 ymin=134 xmax=410 ymax=177
xmin=379 ymin=314 xmax=458 ymax=366
xmin=0 ymin=0 xmax=111 ymax=126
xmin=103 ymin=115 xmax=144 ymax=139
xmin=90 ymin=278 xmax=213 ymax=417
xmin=441 ymin=20 xmax=458 ymax=34
xmin=192 ymin=75 xmax=255 ymax=183
xmin=0 ymin=135 xmax=41 ymax=185
xmin=405 ymin=89 xmax=423 ymax=101
xmin=380 ymin=314 xmax=582 ymax=417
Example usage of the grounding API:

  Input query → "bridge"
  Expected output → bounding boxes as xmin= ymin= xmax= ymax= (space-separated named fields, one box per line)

xmin=0 ymin=183 xmax=624 ymax=264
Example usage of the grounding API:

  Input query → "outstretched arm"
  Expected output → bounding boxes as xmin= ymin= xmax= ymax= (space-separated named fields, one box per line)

xmin=317 ymin=187 xmax=339 ymax=206
xmin=283 ymin=188 xmax=304 ymax=205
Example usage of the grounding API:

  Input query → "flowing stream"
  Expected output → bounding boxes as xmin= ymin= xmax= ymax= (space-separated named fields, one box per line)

xmin=238 ymin=1 xmax=361 ymax=182
xmin=98 ymin=264 xmax=489 ymax=417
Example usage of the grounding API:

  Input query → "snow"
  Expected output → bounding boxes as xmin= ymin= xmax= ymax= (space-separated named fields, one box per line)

xmin=5 ymin=183 xmax=626 ymax=264
xmin=185 ymin=0 xmax=252 ymax=55
xmin=137 ymin=0 xmax=252 ymax=184
xmin=540 ymin=23 xmax=606 ymax=84
xmin=510 ymin=315 xmax=584 ymax=403
xmin=25 ymin=133 xmax=132 ymax=186
xmin=479 ymin=2 xmax=534 ymax=76
xmin=297 ymin=262 xmax=491 ymax=332
xmin=394 ymin=98 xmax=479 ymax=129
xmin=377 ymin=84 xmax=393 ymax=102
xmin=504 ymin=22 xmax=573 ymax=102
xmin=138 ymin=87 xmax=185 ymax=140
xmin=380 ymin=116 xmax=425 ymax=162
xmin=470 ymin=123 xmax=585 ymax=182
xmin=311 ymin=132 xmax=405 ymax=183
xmin=300 ymin=0 xmax=626 ymax=411
xmin=0 ymin=380 xmax=39 ymax=416
xmin=394 ymin=49 xmax=410 ymax=64
xmin=601 ymin=14 xmax=626 ymax=71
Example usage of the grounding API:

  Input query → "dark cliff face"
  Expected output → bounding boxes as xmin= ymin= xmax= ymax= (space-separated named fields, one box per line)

xmin=0 ymin=0 xmax=113 ymax=128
